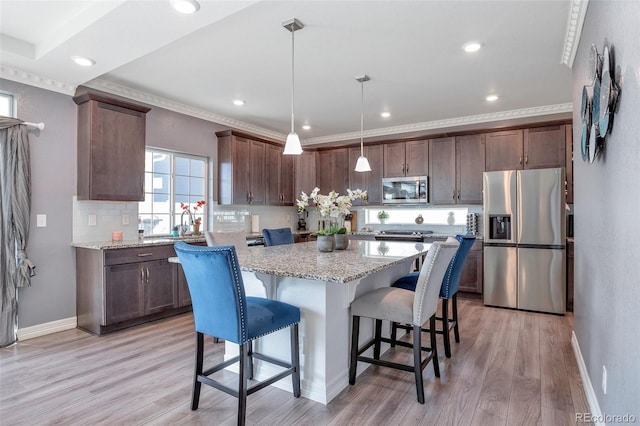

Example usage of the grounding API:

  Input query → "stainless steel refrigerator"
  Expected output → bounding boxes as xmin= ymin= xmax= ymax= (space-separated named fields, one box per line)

xmin=483 ymin=168 xmax=566 ymax=314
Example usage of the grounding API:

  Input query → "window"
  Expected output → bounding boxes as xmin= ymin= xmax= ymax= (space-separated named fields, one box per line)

xmin=0 ymin=91 xmax=16 ymax=117
xmin=138 ymin=148 xmax=208 ymax=236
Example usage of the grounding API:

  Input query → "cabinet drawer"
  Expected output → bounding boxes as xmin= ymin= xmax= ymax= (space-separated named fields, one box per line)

xmin=104 ymin=245 xmax=175 ymax=266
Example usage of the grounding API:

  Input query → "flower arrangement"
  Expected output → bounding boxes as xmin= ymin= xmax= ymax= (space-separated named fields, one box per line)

xmin=296 ymin=188 xmax=367 ymax=218
xmin=180 ymin=200 xmax=206 ymax=225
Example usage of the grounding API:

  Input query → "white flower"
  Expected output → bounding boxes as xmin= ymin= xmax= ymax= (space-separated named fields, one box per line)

xmin=296 ymin=188 xmax=367 ymax=218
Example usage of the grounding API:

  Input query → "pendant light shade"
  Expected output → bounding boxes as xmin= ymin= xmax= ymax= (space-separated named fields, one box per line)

xmin=283 ymin=18 xmax=304 ymax=155
xmin=354 ymin=75 xmax=372 ymax=172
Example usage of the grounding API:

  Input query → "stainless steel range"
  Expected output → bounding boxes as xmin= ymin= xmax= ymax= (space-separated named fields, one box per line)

xmin=374 ymin=229 xmax=436 ymax=243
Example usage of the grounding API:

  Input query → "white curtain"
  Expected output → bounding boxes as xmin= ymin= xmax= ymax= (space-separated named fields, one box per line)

xmin=0 ymin=116 xmax=36 ymax=347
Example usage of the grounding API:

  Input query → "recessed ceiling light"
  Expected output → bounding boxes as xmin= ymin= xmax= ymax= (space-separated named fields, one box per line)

xmin=71 ymin=56 xmax=95 ymax=67
xmin=485 ymin=94 xmax=499 ymax=102
xmin=463 ymin=42 xmax=483 ymax=53
xmin=302 ymin=124 xmax=311 ymax=130
xmin=233 ymin=99 xmax=245 ymax=106
xmin=170 ymin=0 xmax=200 ymax=14
xmin=380 ymin=112 xmax=391 ymax=118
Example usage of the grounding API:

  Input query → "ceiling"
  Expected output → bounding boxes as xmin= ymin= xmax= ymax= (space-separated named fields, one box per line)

xmin=0 ymin=0 xmax=581 ymax=148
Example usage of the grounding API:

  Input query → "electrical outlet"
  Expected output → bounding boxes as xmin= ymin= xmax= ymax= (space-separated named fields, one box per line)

xmin=36 ymin=214 xmax=47 ymax=227
xmin=88 ymin=214 xmax=97 ymax=226
xmin=602 ymin=365 xmax=607 ymax=395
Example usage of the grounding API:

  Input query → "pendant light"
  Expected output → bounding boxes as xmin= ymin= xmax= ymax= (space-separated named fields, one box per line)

xmin=282 ymin=18 xmax=304 ymax=155
xmin=354 ymin=75 xmax=372 ymax=172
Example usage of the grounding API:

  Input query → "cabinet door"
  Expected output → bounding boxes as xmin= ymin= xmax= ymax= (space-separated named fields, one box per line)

xmin=249 ymin=140 xmax=265 ymax=204
xmin=565 ymin=125 xmax=573 ymax=204
xmin=383 ymin=143 xmax=407 ymax=177
xmin=87 ymin=101 xmax=146 ymax=201
xmin=145 ymin=259 xmax=177 ymax=315
xmin=456 ymin=134 xmax=485 ymax=204
xmin=295 ymin=151 xmax=317 ymax=198
xmin=458 ymin=243 xmax=483 ymax=294
xmin=177 ymin=266 xmax=191 ymax=307
xmin=280 ymin=153 xmax=295 ymax=205
xmin=105 ymin=263 xmax=144 ymax=324
xmin=485 ymin=130 xmax=524 ymax=171
xmin=405 ymin=140 xmax=429 ymax=177
xmin=523 ymin=125 xmax=566 ymax=169
xmin=265 ymin=144 xmax=282 ymax=205
xmin=317 ymin=149 xmax=349 ymax=194
xmin=232 ymin=136 xmax=251 ymax=204
xmin=429 ymin=137 xmax=456 ymax=204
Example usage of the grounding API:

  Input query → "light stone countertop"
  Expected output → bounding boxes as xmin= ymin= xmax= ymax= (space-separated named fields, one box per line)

xmin=71 ymin=236 xmax=207 ymax=250
xmin=174 ymin=240 xmax=431 ymax=284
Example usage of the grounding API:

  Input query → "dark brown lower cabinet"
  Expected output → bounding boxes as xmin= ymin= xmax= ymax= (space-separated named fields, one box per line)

xmin=567 ymin=241 xmax=574 ymax=312
xmin=458 ymin=240 xmax=483 ymax=295
xmin=77 ymin=244 xmax=189 ymax=336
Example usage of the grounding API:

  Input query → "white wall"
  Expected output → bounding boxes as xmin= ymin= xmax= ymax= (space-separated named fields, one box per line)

xmin=572 ymin=0 xmax=640 ymax=417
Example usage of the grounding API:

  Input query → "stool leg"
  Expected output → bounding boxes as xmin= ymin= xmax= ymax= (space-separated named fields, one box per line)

xmin=373 ymin=319 xmax=382 ymax=360
xmin=290 ymin=323 xmax=301 ymax=397
xmin=430 ymin=315 xmax=440 ymax=378
xmin=452 ymin=293 xmax=460 ymax=343
xmin=413 ymin=325 xmax=425 ymax=404
xmin=238 ymin=342 xmax=249 ymax=426
xmin=349 ymin=316 xmax=360 ymax=385
xmin=247 ymin=340 xmax=254 ymax=380
xmin=442 ymin=298 xmax=452 ymax=358
xmin=191 ymin=332 xmax=204 ymax=410
xmin=390 ymin=322 xmax=397 ymax=348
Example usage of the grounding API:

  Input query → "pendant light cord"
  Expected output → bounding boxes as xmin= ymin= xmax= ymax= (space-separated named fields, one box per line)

xmin=360 ymin=79 xmax=364 ymax=155
xmin=291 ymin=28 xmax=295 ymax=133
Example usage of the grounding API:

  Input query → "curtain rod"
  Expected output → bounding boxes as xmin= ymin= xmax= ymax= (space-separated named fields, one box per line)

xmin=21 ymin=121 xmax=45 ymax=130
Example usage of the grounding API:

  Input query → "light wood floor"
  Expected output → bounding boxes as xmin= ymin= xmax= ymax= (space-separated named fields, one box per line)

xmin=1 ymin=299 xmax=591 ymax=425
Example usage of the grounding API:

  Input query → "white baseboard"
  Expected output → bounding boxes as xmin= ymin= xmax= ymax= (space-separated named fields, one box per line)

xmin=17 ymin=317 xmax=78 ymax=341
xmin=571 ymin=330 xmax=605 ymax=425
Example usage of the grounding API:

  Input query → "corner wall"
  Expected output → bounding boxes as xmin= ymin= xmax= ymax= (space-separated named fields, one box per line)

xmin=572 ymin=1 xmax=640 ymax=417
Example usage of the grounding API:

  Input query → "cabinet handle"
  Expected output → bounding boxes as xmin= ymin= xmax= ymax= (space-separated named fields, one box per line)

xmin=525 ymin=155 xmax=528 ymax=165
xmin=519 ymin=156 xmax=523 ymax=166
xmin=137 ymin=253 xmax=153 ymax=257
xmin=140 ymin=268 xmax=145 ymax=284
xmin=453 ymin=191 xmax=456 ymax=200
xmin=146 ymin=267 xmax=150 ymax=284
xmin=247 ymin=191 xmax=250 ymax=203
xmin=457 ymin=190 xmax=461 ymax=200
xmin=405 ymin=164 xmax=409 ymax=174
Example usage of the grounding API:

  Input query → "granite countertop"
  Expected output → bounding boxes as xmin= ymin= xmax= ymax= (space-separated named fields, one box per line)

xmin=180 ymin=240 xmax=431 ymax=284
xmin=72 ymin=236 xmax=207 ymax=250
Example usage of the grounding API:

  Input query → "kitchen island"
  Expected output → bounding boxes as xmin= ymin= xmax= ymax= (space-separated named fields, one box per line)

xmin=211 ymin=240 xmax=431 ymax=404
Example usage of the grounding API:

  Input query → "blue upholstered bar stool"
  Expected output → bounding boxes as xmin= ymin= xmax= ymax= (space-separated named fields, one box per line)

xmin=261 ymin=227 xmax=295 ymax=246
xmin=391 ymin=234 xmax=476 ymax=358
xmin=349 ymin=241 xmax=458 ymax=404
xmin=174 ymin=242 xmax=301 ymax=426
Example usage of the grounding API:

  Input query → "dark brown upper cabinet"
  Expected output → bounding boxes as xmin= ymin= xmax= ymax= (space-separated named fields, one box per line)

xmin=316 ymin=148 xmax=349 ymax=195
xmin=294 ymin=151 xmax=317 ymax=200
xmin=74 ymin=92 xmax=150 ymax=201
xmin=429 ymin=135 xmax=484 ymax=205
xmin=485 ymin=125 xmax=566 ymax=172
xmin=265 ymin=143 xmax=295 ymax=206
xmin=217 ymin=131 xmax=266 ymax=205
xmin=383 ymin=140 xmax=429 ymax=177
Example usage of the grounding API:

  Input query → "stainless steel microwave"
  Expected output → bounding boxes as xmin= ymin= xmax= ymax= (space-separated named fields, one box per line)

xmin=382 ymin=176 xmax=428 ymax=204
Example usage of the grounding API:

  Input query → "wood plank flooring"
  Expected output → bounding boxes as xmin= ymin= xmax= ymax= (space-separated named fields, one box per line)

xmin=0 ymin=299 xmax=592 ymax=425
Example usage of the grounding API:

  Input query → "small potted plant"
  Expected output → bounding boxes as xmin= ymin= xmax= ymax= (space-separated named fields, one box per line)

xmin=334 ymin=227 xmax=349 ymax=250
xmin=377 ymin=210 xmax=389 ymax=224
xmin=315 ymin=225 xmax=339 ymax=252
xmin=171 ymin=225 xmax=180 ymax=237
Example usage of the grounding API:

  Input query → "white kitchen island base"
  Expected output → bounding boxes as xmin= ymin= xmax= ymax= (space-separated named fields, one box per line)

xmin=224 ymin=254 xmax=418 ymax=404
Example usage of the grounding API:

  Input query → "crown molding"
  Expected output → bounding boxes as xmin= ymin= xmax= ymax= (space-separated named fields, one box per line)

xmin=84 ymin=78 xmax=287 ymax=142
xmin=0 ymin=65 xmax=76 ymax=95
xmin=302 ymin=103 xmax=574 ymax=146
xmin=561 ymin=0 xmax=589 ymax=68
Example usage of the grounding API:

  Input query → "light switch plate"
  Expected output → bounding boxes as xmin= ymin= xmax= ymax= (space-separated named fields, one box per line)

xmin=88 ymin=214 xmax=97 ymax=226
xmin=36 ymin=214 xmax=46 ymax=227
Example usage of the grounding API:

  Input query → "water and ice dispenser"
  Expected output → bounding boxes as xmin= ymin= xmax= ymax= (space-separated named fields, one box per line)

xmin=489 ymin=215 xmax=511 ymax=240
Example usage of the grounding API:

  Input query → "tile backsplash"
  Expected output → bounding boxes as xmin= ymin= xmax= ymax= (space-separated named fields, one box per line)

xmin=72 ymin=196 xmax=139 ymax=242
